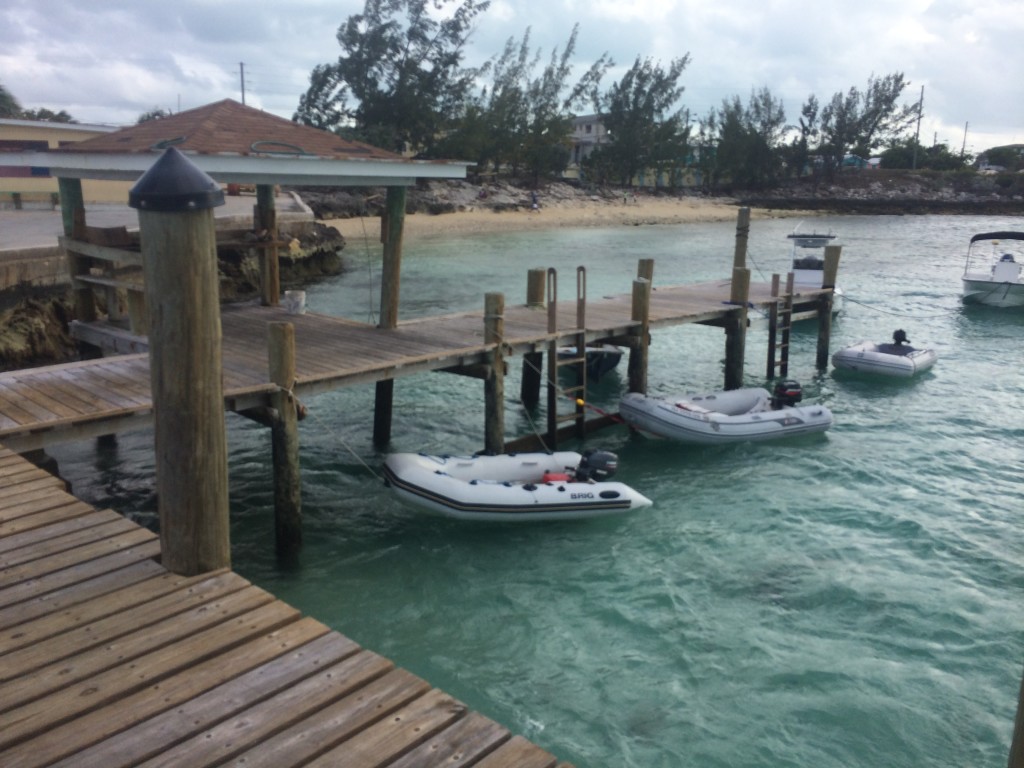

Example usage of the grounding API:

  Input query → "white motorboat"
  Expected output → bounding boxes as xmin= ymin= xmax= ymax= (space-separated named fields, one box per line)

xmin=382 ymin=449 xmax=652 ymax=521
xmin=832 ymin=330 xmax=937 ymax=377
xmin=619 ymin=380 xmax=833 ymax=445
xmin=556 ymin=344 xmax=623 ymax=380
xmin=961 ymin=231 xmax=1024 ymax=308
xmin=788 ymin=225 xmax=844 ymax=320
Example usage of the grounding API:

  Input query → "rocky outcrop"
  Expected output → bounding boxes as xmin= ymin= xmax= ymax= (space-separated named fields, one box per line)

xmin=0 ymin=221 xmax=348 ymax=371
xmin=294 ymin=179 xmax=624 ymax=219
xmin=738 ymin=170 xmax=1024 ymax=214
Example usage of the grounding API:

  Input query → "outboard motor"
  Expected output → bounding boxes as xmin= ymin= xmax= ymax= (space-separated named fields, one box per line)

xmin=892 ymin=329 xmax=909 ymax=346
xmin=575 ymin=449 xmax=619 ymax=482
xmin=771 ymin=379 xmax=803 ymax=409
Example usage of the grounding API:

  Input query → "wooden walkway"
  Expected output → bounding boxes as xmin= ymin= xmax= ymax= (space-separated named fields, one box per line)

xmin=0 ymin=446 xmax=573 ymax=767
xmin=0 ymin=278 xmax=822 ymax=452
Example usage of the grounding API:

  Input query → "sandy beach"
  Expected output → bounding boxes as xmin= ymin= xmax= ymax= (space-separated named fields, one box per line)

xmin=322 ymin=194 xmax=803 ymax=242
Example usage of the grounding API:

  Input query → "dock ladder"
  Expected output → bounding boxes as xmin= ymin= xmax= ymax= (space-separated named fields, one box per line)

xmin=546 ymin=266 xmax=588 ymax=447
xmin=766 ymin=272 xmax=795 ymax=379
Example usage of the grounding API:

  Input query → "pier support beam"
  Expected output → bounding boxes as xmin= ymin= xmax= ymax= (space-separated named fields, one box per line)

xmin=269 ymin=322 xmax=302 ymax=559
xmin=520 ymin=268 xmax=546 ymax=409
xmin=815 ymin=245 xmax=841 ymax=370
xmin=724 ymin=267 xmax=750 ymax=390
xmin=627 ymin=277 xmax=652 ymax=394
xmin=131 ymin=147 xmax=230 ymax=576
xmin=255 ymin=184 xmax=280 ymax=306
xmin=373 ymin=185 xmax=407 ymax=448
xmin=483 ymin=293 xmax=506 ymax=455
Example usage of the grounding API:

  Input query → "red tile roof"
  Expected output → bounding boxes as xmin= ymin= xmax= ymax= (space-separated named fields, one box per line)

xmin=60 ymin=99 xmax=403 ymax=162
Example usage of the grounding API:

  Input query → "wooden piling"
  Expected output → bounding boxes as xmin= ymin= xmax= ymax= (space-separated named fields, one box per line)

xmin=59 ymin=177 xmax=98 ymax=328
xmin=255 ymin=184 xmax=280 ymax=307
xmin=637 ymin=257 xmax=655 ymax=283
xmin=520 ymin=268 xmax=546 ymax=408
xmin=627 ymin=278 xmax=651 ymax=394
xmin=483 ymin=293 xmax=505 ymax=455
xmin=374 ymin=186 xmax=407 ymax=447
xmin=269 ymin=322 xmax=302 ymax=558
xmin=815 ymin=245 xmax=841 ymax=370
xmin=724 ymin=267 xmax=750 ymax=390
xmin=131 ymin=148 xmax=230 ymax=576
xmin=732 ymin=206 xmax=751 ymax=270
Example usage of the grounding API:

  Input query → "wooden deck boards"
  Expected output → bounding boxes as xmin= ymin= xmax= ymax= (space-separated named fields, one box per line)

xmin=0 ymin=279 xmax=829 ymax=451
xmin=0 ymin=447 xmax=573 ymax=767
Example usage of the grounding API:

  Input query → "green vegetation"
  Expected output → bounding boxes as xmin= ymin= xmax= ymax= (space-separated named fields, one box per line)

xmin=296 ymin=1 xmax=980 ymax=191
xmin=0 ymin=83 xmax=74 ymax=122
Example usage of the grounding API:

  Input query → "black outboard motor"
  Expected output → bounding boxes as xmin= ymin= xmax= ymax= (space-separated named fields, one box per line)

xmin=771 ymin=379 xmax=803 ymax=409
xmin=892 ymin=329 xmax=909 ymax=346
xmin=575 ymin=449 xmax=619 ymax=482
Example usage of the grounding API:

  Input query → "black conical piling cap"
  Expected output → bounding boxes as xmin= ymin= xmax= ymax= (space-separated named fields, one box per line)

xmin=129 ymin=147 xmax=225 ymax=212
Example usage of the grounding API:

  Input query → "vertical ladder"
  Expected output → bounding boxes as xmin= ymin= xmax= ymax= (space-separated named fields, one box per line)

xmin=766 ymin=272 xmax=795 ymax=379
xmin=546 ymin=267 xmax=588 ymax=448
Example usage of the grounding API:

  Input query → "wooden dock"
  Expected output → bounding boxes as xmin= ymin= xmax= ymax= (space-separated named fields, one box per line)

xmin=0 ymin=277 xmax=822 ymax=452
xmin=0 ymin=445 xmax=574 ymax=767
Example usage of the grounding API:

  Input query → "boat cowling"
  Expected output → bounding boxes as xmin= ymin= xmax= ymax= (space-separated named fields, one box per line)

xmin=575 ymin=449 xmax=618 ymax=481
xmin=771 ymin=380 xmax=803 ymax=409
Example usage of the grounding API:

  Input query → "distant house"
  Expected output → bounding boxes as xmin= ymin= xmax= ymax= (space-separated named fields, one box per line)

xmin=0 ymin=118 xmax=128 ymax=206
xmin=565 ymin=114 xmax=611 ymax=180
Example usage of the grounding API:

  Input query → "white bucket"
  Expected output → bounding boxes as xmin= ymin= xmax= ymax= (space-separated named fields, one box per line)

xmin=284 ymin=290 xmax=306 ymax=315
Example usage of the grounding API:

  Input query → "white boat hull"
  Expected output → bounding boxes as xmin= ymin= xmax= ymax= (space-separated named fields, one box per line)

xmin=832 ymin=341 xmax=937 ymax=377
xmin=619 ymin=389 xmax=833 ymax=445
xmin=961 ymin=232 xmax=1024 ymax=307
xmin=961 ymin=276 xmax=1024 ymax=307
xmin=383 ymin=451 xmax=652 ymax=521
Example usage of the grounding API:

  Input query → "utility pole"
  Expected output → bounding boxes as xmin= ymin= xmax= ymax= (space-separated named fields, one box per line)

xmin=961 ymin=122 xmax=969 ymax=159
xmin=912 ymin=85 xmax=924 ymax=170
xmin=239 ymin=62 xmax=246 ymax=105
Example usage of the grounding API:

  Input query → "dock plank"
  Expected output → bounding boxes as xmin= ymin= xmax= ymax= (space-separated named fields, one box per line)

xmin=48 ymin=632 xmax=362 ymax=768
xmin=0 ymin=616 xmax=330 ymax=768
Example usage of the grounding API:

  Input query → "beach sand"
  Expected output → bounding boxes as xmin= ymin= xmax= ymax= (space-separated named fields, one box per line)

xmin=322 ymin=195 xmax=804 ymax=242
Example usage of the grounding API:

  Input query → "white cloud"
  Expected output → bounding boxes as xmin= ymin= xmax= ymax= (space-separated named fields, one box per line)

xmin=0 ymin=0 xmax=1020 ymax=149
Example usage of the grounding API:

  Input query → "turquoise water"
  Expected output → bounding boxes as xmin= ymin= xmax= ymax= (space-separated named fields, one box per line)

xmin=51 ymin=213 xmax=1024 ymax=767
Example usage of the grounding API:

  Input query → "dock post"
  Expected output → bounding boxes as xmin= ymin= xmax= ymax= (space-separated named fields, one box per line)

xmin=766 ymin=274 xmax=780 ymax=379
xmin=637 ymin=257 xmax=655 ymax=283
xmin=815 ymin=245 xmax=842 ymax=370
xmin=130 ymin=147 xmax=230 ymax=576
xmin=374 ymin=185 xmax=407 ymax=448
xmin=59 ymin=177 xmax=99 ymax=335
xmin=255 ymin=184 xmax=280 ymax=306
xmin=732 ymin=207 xmax=750 ymax=270
xmin=269 ymin=321 xmax=302 ymax=558
xmin=484 ymin=293 xmax=506 ymax=454
xmin=1009 ymin=664 xmax=1024 ymax=767
xmin=520 ymin=268 xmax=546 ymax=409
xmin=627 ymin=277 xmax=651 ymax=394
xmin=724 ymin=267 xmax=751 ymax=390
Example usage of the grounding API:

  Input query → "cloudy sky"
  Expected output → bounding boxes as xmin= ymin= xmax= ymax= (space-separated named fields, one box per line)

xmin=2 ymin=0 xmax=1021 ymax=155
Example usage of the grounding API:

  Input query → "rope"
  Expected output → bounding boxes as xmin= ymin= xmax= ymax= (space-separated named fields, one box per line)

xmin=841 ymin=293 xmax=961 ymax=319
xmin=359 ymin=217 xmax=379 ymax=325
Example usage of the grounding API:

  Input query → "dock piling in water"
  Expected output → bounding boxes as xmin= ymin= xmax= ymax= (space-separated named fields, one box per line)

xmin=130 ymin=147 xmax=230 ymax=576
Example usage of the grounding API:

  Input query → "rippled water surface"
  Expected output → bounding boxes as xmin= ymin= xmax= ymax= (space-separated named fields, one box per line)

xmin=51 ymin=213 xmax=1024 ymax=767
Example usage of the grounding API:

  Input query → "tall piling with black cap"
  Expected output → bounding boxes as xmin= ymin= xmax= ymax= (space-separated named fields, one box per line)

xmin=129 ymin=147 xmax=230 ymax=576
